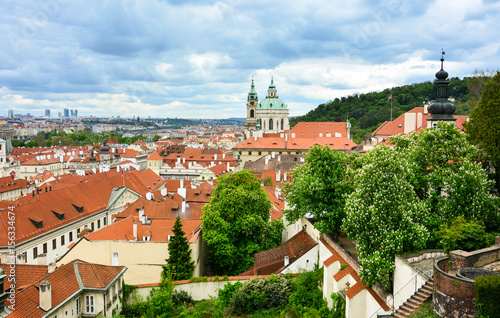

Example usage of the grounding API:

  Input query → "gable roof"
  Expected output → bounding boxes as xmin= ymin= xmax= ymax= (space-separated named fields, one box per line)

xmin=240 ymin=230 xmax=317 ymax=276
xmin=6 ymin=260 xmax=125 ymax=318
xmin=0 ymin=169 xmax=164 ymax=246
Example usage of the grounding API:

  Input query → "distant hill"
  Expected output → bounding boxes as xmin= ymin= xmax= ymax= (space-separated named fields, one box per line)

xmin=290 ymin=77 xmax=471 ymax=143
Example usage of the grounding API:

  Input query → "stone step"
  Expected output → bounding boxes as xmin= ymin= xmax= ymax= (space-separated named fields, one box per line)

xmin=391 ymin=280 xmax=434 ymax=317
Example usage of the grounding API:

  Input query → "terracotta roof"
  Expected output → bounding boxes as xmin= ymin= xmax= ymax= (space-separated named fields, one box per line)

xmin=0 ymin=177 xmax=30 ymax=194
xmin=6 ymin=260 xmax=125 ymax=318
xmin=84 ymin=216 xmax=201 ymax=242
xmin=147 ymin=151 xmax=163 ymax=161
xmin=0 ymin=169 xmax=164 ymax=246
xmin=0 ymin=264 xmax=48 ymax=292
xmin=240 ymin=230 xmax=317 ymax=276
xmin=290 ymin=122 xmax=348 ymax=138
xmin=372 ymin=107 xmax=468 ymax=138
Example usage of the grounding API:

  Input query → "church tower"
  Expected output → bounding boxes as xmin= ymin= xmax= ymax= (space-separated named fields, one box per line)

xmin=427 ymin=51 xmax=456 ymax=128
xmin=256 ymin=78 xmax=289 ymax=134
xmin=244 ymin=78 xmax=259 ymax=138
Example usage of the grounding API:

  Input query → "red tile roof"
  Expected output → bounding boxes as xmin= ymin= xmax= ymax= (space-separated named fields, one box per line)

xmin=147 ymin=151 xmax=163 ymax=161
xmin=84 ymin=216 xmax=201 ymax=242
xmin=0 ymin=177 xmax=30 ymax=194
xmin=0 ymin=264 xmax=48 ymax=292
xmin=6 ymin=260 xmax=125 ymax=318
xmin=240 ymin=230 xmax=317 ymax=276
xmin=0 ymin=169 xmax=164 ymax=246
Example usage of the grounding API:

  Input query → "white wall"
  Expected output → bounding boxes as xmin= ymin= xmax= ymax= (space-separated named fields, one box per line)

xmin=281 ymin=245 xmax=318 ymax=274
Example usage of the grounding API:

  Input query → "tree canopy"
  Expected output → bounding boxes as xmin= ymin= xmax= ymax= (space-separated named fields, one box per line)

xmin=465 ymin=71 xmax=500 ymax=193
xmin=282 ymin=145 xmax=352 ymax=236
xmin=163 ymin=216 xmax=195 ymax=281
xmin=201 ymin=170 xmax=284 ymax=275
xmin=342 ymin=123 xmax=499 ymax=288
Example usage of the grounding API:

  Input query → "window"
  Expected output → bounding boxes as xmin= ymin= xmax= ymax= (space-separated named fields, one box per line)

xmin=90 ymin=222 xmax=94 ymax=231
xmin=77 ymin=228 xmax=81 ymax=237
xmin=61 ymin=235 xmax=65 ymax=246
xmin=85 ymin=295 xmax=94 ymax=313
xmin=248 ymin=151 xmax=252 ymax=155
xmin=43 ymin=243 xmax=47 ymax=254
xmin=112 ymin=252 xmax=119 ymax=266
xmin=97 ymin=220 xmax=101 ymax=229
xmin=69 ymin=232 xmax=73 ymax=242
xmin=33 ymin=247 xmax=38 ymax=259
xmin=250 ymin=109 xmax=254 ymax=118
xmin=76 ymin=297 xmax=81 ymax=314
xmin=52 ymin=239 xmax=57 ymax=250
xmin=103 ymin=217 xmax=107 ymax=226
xmin=269 ymin=119 xmax=273 ymax=130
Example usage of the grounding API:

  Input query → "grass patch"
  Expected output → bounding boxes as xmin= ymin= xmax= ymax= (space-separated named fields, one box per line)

xmin=407 ymin=299 xmax=440 ymax=318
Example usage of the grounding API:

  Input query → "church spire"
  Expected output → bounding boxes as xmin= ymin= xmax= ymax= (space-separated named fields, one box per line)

xmin=427 ymin=50 xmax=456 ymax=125
xmin=247 ymin=77 xmax=258 ymax=101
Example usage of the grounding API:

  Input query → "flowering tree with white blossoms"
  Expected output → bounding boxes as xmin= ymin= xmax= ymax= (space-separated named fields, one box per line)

xmin=342 ymin=146 xmax=429 ymax=289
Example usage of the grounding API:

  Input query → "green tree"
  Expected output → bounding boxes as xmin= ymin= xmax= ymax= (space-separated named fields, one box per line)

xmin=282 ymin=145 xmax=352 ymax=237
xmin=162 ymin=216 xmax=195 ymax=281
xmin=342 ymin=146 xmax=429 ymax=289
xmin=438 ymin=216 xmax=491 ymax=254
xmin=201 ymin=170 xmax=284 ymax=275
xmin=392 ymin=122 xmax=499 ymax=234
xmin=465 ymin=71 xmax=500 ymax=193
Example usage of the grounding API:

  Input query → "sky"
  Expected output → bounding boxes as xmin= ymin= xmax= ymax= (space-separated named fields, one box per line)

xmin=1 ymin=0 xmax=499 ymax=119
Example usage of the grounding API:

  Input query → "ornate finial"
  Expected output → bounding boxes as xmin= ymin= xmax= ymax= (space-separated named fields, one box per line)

xmin=440 ymin=49 xmax=445 ymax=70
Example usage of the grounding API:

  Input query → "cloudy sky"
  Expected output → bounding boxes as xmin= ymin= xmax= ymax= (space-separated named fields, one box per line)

xmin=1 ymin=0 xmax=499 ymax=119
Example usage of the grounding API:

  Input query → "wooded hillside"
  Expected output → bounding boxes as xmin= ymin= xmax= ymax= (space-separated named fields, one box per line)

xmin=291 ymin=77 xmax=472 ymax=143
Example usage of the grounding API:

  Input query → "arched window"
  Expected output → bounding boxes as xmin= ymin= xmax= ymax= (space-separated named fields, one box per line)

xmin=269 ymin=119 xmax=273 ymax=130
xmin=112 ymin=252 xmax=118 ymax=266
xmin=250 ymin=109 xmax=254 ymax=118
xmin=281 ymin=119 xmax=284 ymax=130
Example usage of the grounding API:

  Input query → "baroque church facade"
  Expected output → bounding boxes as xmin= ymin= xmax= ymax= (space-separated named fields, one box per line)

xmin=244 ymin=78 xmax=290 ymax=139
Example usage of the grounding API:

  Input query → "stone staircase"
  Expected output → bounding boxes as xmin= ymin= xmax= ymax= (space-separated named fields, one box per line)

xmin=391 ymin=281 xmax=434 ymax=318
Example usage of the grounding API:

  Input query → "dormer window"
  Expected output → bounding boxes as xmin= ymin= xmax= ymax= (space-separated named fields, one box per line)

xmin=29 ymin=216 xmax=43 ymax=229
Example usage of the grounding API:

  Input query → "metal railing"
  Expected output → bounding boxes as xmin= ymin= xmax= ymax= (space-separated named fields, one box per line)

xmin=368 ymin=275 xmax=420 ymax=318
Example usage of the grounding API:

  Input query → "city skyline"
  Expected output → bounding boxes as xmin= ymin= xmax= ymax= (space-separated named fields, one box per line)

xmin=1 ymin=0 xmax=500 ymax=119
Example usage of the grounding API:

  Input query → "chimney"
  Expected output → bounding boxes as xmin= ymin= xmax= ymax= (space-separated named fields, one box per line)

xmin=182 ymin=158 xmax=185 ymax=163
xmin=47 ymin=262 xmax=56 ymax=274
xmin=275 ymin=186 xmax=281 ymax=199
xmin=161 ymin=188 xmax=167 ymax=196
xmin=284 ymin=256 xmax=289 ymax=267
xmin=223 ymin=153 xmax=226 ymax=159
xmin=214 ymin=154 xmax=217 ymax=161
xmin=276 ymin=169 xmax=281 ymax=182
xmin=133 ymin=220 xmax=138 ymax=240
xmin=278 ymin=155 xmax=281 ymax=162
xmin=146 ymin=192 xmax=152 ymax=200
xmin=254 ymin=136 xmax=257 ymax=142
xmin=227 ymin=162 xmax=230 ymax=172
xmin=182 ymin=201 xmax=186 ymax=213
xmin=39 ymin=281 xmax=52 ymax=311
xmin=180 ymin=179 xmax=184 ymax=189
xmin=283 ymin=172 xmax=287 ymax=182
xmin=139 ymin=209 xmax=144 ymax=222
xmin=265 ymin=156 xmax=269 ymax=166
xmin=271 ymin=152 xmax=275 ymax=159
xmin=177 ymin=187 xmax=187 ymax=199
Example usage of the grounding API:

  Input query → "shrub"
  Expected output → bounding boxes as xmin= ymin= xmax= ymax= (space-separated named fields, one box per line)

xmin=218 ymin=281 xmax=243 ymax=305
xmin=475 ymin=275 xmax=500 ymax=318
xmin=288 ymin=267 xmax=326 ymax=310
xmin=438 ymin=216 xmax=491 ymax=254
xmin=172 ymin=289 xmax=193 ymax=306
xmin=230 ymin=275 xmax=292 ymax=314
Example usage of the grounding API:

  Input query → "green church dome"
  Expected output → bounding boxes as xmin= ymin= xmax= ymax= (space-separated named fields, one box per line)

xmin=257 ymin=78 xmax=287 ymax=109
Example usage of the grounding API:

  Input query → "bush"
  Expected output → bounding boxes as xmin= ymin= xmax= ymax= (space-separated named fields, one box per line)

xmin=230 ymin=275 xmax=292 ymax=314
xmin=172 ymin=290 xmax=193 ymax=306
xmin=475 ymin=275 xmax=500 ymax=318
xmin=288 ymin=267 xmax=326 ymax=310
xmin=218 ymin=281 xmax=243 ymax=305
xmin=438 ymin=216 xmax=491 ymax=254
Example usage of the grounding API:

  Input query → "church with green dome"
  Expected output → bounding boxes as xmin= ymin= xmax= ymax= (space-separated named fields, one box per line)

xmin=244 ymin=78 xmax=290 ymax=138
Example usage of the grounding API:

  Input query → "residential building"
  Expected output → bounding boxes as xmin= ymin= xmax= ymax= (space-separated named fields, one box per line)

xmin=233 ymin=122 xmax=356 ymax=167
xmin=0 ymin=169 xmax=164 ymax=266
xmin=5 ymin=260 xmax=126 ymax=318
xmin=0 ymin=176 xmax=34 ymax=201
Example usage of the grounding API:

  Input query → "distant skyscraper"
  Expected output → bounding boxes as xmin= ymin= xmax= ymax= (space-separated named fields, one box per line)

xmin=8 ymin=110 xmax=13 ymax=119
xmin=45 ymin=109 xmax=50 ymax=117
xmin=64 ymin=109 xmax=69 ymax=117
xmin=58 ymin=112 xmax=63 ymax=118
xmin=74 ymin=110 xmax=78 ymax=117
